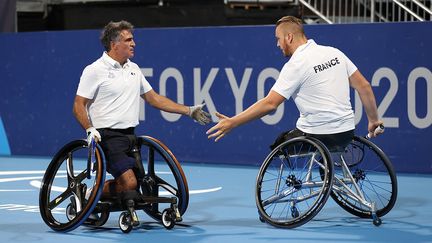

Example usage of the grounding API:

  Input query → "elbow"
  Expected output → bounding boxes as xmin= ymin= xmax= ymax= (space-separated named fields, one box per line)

xmin=268 ymin=102 xmax=279 ymax=112
xmin=146 ymin=97 xmax=157 ymax=108
xmin=147 ymin=94 xmax=162 ymax=109
xmin=72 ymin=98 xmax=85 ymax=118
xmin=265 ymin=99 xmax=280 ymax=112
xmin=357 ymin=82 xmax=373 ymax=95
xmin=72 ymin=103 xmax=79 ymax=118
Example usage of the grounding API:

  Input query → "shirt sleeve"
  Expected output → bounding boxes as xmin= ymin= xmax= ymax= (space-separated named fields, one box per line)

xmin=271 ymin=61 xmax=303 ymax=100
xmin=76 ymin=66 xmax=99 ymax=99
xmin=340 ymin=51 xmax=358 ymax=77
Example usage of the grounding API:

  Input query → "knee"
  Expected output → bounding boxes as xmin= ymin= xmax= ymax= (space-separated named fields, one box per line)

xmin=116 ymin=169 xmax=138 ymax=191
xmin=126 ymin=176 xmax=137 ymax=190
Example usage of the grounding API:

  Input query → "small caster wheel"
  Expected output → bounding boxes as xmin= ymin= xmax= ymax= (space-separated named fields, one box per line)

xmin=373 ymin=217 xmax=382 ymax=226
xmin=162 ymin=208 xmax=175 ymax=230
xmin=119 ymin=212 xmax=133 ymax=233
xmin=259 ymin=215 xmax=265 ymax=223
xmin=66 ymin=203 xmax=76 ymax=221
xmin=291 ymin=207 xmax=299 ymax=218
xmin=93 ymin=211 xmax=110 ymax=227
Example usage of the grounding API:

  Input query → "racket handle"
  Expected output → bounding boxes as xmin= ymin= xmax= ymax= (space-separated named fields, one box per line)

xmin=367 ymin=124 xmax=385 ymax=139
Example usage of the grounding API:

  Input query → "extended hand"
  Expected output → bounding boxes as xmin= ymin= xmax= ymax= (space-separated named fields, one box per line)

xmin=206 ymin=112 xmax=233 ymax=142
xmin=86 ymin=127 xmax=101 ymax=145
xmin=188 ymin=103 xmax=212 ymax=125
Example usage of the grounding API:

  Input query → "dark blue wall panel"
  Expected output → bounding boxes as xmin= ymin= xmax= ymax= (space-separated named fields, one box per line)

xmin=0 ymin=22 xmax=431 ymax=173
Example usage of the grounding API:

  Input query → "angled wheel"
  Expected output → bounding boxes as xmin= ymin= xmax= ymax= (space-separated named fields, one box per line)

xmin=138 ymin=136 xmax=189 ymax=221
xmin=330 ymin=136 xmax=397 ymax=218
xmin=83 ymin=210 xmax=110 ymax=227
xmin=256 ymin=137 xmax=334 ymax=228
xmin=39 ymin=140 xmax=106 ymax=232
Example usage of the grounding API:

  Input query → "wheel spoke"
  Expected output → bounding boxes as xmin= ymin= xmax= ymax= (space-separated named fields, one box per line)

xmin=66 ymin=152 xmax=75 ymax=183
xmin=155 ymin=175 xmax=178 ymax=196
xmin=74 ymin=170 xmax=88 ymax=182
xmin=48 ymin=188 xmax=73 ymax=210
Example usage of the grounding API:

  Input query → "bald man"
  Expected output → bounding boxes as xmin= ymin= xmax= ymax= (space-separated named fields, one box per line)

xmin=207 ymin=16 xmax=383 ymax=151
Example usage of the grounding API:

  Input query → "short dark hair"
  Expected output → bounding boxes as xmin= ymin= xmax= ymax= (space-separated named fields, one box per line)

xmin=100 ymin=20 xmax=134 ymax=51
xmin=276 ymin=16 xmax=305 ymax=35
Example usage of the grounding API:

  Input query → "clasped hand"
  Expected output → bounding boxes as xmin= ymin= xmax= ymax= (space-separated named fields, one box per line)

xmin=86 ymin=127 xmax=101 ymax=146
xmin=188 ymin=103 xmax=212 ymax=125
xmin=206 ymin=112 xmax=232 ymax=142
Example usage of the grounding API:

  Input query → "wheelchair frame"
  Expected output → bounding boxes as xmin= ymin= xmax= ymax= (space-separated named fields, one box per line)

xmin=255 ymin=135 xmax=397 ymax=228
xmin=39 ymin=135 xmax=189 ymax=233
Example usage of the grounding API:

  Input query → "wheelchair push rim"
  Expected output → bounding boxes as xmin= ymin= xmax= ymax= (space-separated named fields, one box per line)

xmin=39 ymin=139 xmax=106 ymax=232
xmin=138 ymin=136 xmax=189 ymax=221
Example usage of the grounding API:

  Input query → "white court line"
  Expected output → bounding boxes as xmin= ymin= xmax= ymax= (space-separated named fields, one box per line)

xmin=0 ymin=170 xmax=222 ymax=195
xmin=0 ymin=171 xmax=55 ymax=175
xmin=0 ymin=176 xmax=45 ymax=183
xmin=0 ymin=171 xmax=51 ymax=175
xmin=29 ymin=180 xmax=66 ymax=192
xmin=0 ymin=170 xmax=171 ymax=176
xmin=0 ymin=189 xmax=33 ymax=192
xmin=189 ymin=187 xmax=222 ymax=194
xmin=29 ymin=180 xmax=222 ymax=195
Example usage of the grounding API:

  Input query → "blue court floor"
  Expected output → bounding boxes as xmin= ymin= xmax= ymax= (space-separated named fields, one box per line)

xmin=0 ymin=156 xmax=431 ymax=243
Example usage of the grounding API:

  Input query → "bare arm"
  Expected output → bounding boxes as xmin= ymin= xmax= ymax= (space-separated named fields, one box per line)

xmin=207 ymin=90 xmax=285 ymax=141
xmin=73 ymin=95 xmax=92 ymax=130
xmin=142 ymin=90 xmax=189 ymax=115
xmin=349 ymin=70 xmax=383 ymax=136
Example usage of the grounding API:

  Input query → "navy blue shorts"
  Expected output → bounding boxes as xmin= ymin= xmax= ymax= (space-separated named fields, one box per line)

xmin=97 ymin=127 xmax=136 ymax=178
xmin=270 ymin=128 xmax=354 ymax=152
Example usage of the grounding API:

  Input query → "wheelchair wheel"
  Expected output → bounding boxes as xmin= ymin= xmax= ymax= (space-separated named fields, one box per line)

xmin=330 ymin=135 xmax=397 ymax=218
xmin=256 ymin=137 xmax=334 ymax=228
xmin=138 ymin=136 xmax=189 ymax=221
xmin=39 ymin=140 xmax=106 ymax=232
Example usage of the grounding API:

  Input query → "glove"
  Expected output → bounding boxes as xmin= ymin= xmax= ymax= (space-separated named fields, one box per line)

xmin=188 ymin=103 xmax=211 ymax=125
xmin=86 ymin=127 xmax=101 ymax=145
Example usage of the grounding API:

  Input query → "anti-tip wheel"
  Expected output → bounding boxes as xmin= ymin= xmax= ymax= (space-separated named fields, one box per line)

xmin=373 ymin=217 xmax=382 ymax=226
xmin=162 ymin=208 xmax=176 ymax=230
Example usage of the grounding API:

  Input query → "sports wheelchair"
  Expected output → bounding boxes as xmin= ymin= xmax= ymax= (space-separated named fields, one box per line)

xmin=255 ymin=128 xmax=397 ymax=228
xmin=39 ymin=135 xmax=189 ymax=233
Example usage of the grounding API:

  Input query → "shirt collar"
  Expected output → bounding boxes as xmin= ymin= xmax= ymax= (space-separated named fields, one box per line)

xmin=102 ymin=52 xmax=130 ymax=69
xmin=292 ymin=39 xmax=315 ymax=57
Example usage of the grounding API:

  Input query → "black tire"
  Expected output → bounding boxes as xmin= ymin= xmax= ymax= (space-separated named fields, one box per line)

xmin=119 ymin=212 xmax=133 ymax=233
xmin=330 ymin=136 xmax=397 ymax=218
xmin=138 ymin=136 xmax=189 ymax=221
xmin=83 ymin=210 xmax=110 ymax=227
xmin=161 ymin=208 xmax=176 ymax=229
xmin=39 ymin=140 xmax=106 ymax=232
xmin=256 ymin=137 xmax=334 ymax=228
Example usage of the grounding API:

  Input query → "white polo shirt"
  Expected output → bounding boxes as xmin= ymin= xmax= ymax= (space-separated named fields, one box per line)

xmin=271 ymin=39 xmax=357 ymax=134
xmin=76 ymin=52 xmax=153 ymax=129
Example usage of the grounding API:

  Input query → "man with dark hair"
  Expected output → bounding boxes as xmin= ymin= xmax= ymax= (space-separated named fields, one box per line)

xmin=207 ymin=16 xmax=383 ymax=150
xmin=73 ymin=20 xmax=210 ymax=199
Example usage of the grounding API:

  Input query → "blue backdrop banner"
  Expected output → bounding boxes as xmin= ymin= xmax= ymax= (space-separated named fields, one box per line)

xmin=0 ymin=22 xmax=431 ymax=173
